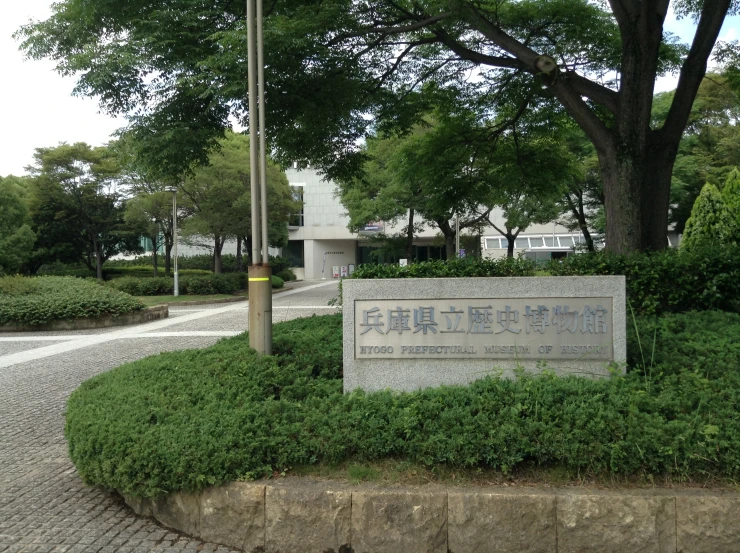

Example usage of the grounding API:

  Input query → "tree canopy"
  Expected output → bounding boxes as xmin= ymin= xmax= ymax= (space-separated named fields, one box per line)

xmin=26 ymin=142 xmax=140 ymax=278
xmin=179 ymin=132 xmax=298 ymax=272
xmin=0 ymin=176 xmax=36 ymax=275
xmin=17 ymin=0 xmax=739 ymax=252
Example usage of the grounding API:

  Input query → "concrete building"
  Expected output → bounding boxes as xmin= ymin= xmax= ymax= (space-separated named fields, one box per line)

xmin=284 ymin=166 xmax=598 ymax=280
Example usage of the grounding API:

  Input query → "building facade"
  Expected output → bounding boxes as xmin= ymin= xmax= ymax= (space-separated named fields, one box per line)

xmin=284 ymin=166 xmax=602 ymax=280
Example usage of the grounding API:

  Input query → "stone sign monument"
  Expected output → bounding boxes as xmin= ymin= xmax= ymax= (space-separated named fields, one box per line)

xmin=343 ymin=277 xmax=626 ymax=392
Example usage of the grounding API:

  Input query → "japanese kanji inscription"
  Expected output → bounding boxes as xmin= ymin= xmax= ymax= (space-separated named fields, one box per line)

xmin=355 ymin=298 xmax=613 ymax=360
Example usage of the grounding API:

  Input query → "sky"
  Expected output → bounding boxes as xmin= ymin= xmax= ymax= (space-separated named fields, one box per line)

xmin=0 ymin=1 xmax=738 ymax=177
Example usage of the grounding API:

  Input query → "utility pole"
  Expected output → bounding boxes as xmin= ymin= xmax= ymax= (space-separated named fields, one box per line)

xmin=246 ymin=0 xmax=272 ymax=354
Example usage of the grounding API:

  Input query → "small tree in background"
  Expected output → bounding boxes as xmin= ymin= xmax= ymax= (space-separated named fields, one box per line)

xmin=0 ymin=176 xmax=36 ymax=275
xmin=721 ymin=168 xmax=740 ymax=235
xmin=681 ymin=184 xmax=736 ymax=251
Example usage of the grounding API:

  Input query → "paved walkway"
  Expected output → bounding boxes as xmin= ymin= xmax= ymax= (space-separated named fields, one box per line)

xmin=0 ymin=281 xmax=341 ymax=553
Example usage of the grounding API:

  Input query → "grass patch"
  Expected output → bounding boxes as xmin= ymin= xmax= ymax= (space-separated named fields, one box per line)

xmin=0 ymin=276 xmax=143 ymax=326
xmin=137 ymin=294 xmax=244 ymax=307
xmin=66 ymin=310 xmax=740 ymax=498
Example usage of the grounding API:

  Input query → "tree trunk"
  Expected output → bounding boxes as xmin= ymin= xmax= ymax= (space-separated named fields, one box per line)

xmin=93 ymin=238 xmax=104 ymax=280
xmin=506 ymin=234 xmax=515 ymax=258
xmin=245 ymin=236 xmax=253 ymax=266
xmin=435 ymin=219 xmax=456 ymax=260
xmin=566 ymin=192 xmax=595 ymax=252
xmin=600 ymin=139 xmax=676 ymax=253
xmin=164 ymin=240 xmax=172 ymax=276
xmin=406 ymin=209 xmax=415 ymax=261
xmin=214 ymin=236 xmax=224 ymax=274
xmin=151 ymin=234 xmax=159 ymax=276
xmin=236 ymin=237 xmax=243 ymax=272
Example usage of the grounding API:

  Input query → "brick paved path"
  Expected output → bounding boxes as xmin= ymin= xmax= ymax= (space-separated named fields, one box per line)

xmin=0 ymin=282 xmax=340 ymax=553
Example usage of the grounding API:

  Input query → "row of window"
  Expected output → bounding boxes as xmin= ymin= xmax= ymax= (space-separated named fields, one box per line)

xmin=484 ymin=234 xmax=600 ymax=250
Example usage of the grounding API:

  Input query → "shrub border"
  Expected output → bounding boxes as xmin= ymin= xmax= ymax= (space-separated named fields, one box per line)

xmin=0 ymin=305 xmax=168 ymax=332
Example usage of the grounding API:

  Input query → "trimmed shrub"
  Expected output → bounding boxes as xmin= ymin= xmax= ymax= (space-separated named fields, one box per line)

xmin=271 ymin=275 xmax=284 ymax=289
xmin=275 ymin=269 xmax=296 ymax=282
xmin=106 ymin=273 xmax=248 ymax=296
xmin=0 ymin=276 xmax=143 ymax=326
xmin=182 ymin=273 xmax=246 ymax=295
xmin=628 ymin=311 xmax=740 ymax=379
xmin=105 ymin=267 xmax=211 ymax=279
xmin=37 ymin=262 xmax=96 ymax=278
xmin=66 ymin=311 xmax=740 ymax=498
xmin=269 ymin=255 xmax=294 ymax=275
xmin=545 ymin=246 xmax=740 ymax=315
xmin=350 ymin=247 xmax=740 ymax=316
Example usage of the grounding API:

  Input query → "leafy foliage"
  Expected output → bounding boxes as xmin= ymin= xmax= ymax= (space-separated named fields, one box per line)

xmin=0 ymin=176 xmax=36 ymax=275
xmin=0 ymin=276 xmax=143 ymax=326
xmin=66 ymin=311 xmax=740 ymax=498
xmin=351 ymin=247 xmax=740 ymax=316
xmin=681 ymin=184 xmax=737 ymax=251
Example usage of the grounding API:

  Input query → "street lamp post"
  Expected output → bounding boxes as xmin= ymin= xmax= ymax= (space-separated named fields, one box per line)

xmin=246 ymin=0 xmax=272 ymax=354
xmin=167 ymin=186 xmax=179 ymax=297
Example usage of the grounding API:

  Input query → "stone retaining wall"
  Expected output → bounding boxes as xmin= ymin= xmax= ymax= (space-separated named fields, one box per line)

xmin=0 ymin=305 xmax=168 ymax=332
xmin=123 ymin=480 xmax=740 ymax=553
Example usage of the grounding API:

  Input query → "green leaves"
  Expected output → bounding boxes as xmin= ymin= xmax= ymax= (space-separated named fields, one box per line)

xmin=0 ymin=276 xmax=143 ymax=326
xmin=65 ymin=310 xmax=740 ymax=498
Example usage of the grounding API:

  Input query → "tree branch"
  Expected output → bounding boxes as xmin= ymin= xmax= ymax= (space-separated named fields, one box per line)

xmin=660 ymin=0 xmax=733 ymax=145
xmin=433 ymin=28 xmax=524 ymax=69
xmin=564 ymin=71 xmax=619 ymax=114
xmin=326 ymin=13 xmax=452 ymax=46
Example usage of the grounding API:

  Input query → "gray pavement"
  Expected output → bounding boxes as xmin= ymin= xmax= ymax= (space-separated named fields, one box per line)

xmin=0 ymin=280 xmax=341 ymax=553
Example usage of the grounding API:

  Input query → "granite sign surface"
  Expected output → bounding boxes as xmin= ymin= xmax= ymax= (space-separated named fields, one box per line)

xmin=343 ymin=277 xmax=626 ymax=392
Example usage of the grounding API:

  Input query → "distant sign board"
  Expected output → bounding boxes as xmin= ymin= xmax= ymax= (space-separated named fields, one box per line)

xmin=359 ymin=221 xmax=385 ymax=233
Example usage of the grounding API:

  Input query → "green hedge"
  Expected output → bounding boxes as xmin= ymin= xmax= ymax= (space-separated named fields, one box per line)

xmin=66 ymin=310 xmax=740 ymax=498
xmin=0 ymin=276 xmax=143 ymax=326
xmin=105 ymin=267 xmax=211 ymax=279
xmin=350 ymin=247 xmax=740 ymax=316
xmin=105 ymin=254 xmax=296 ymax=274
xmin=108 ymin=273 xmax=248 ymax=296
xmin=107 ymin=273 xmax=285 ymax=296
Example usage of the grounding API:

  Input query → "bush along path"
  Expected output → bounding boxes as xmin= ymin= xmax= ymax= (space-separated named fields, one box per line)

xmin=0 ymin=280 xmax=340 ymax=552
xmin=0 ymin=275 xmax=143 ymax=327
xmin=66 ymin=311 xmax=740 ymax=499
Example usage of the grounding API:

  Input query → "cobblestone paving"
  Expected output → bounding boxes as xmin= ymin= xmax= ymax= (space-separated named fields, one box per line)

xmin=0 ymin=281 xmax=340 ymax=553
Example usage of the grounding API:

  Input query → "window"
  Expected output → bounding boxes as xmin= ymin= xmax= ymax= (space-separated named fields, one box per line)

xmin=289 ymin=184 xmax=304 ymax=227
xmin=529 ymin=237 xmax=544 ymax=248
xmin=515 ymin=237 xmax=529 ymax=249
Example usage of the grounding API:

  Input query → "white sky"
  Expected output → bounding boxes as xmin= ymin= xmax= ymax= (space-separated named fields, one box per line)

xmin=0 ymin=1 xmax=738 ymax=177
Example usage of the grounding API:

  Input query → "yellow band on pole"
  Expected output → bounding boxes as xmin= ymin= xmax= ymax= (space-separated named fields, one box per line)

xmin=248 ymin=277 xmax=271 ymax=281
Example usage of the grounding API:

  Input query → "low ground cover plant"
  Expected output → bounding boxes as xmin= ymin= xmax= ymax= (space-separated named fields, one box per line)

xmin=66 ymin=310 xmax=740 ymax=498
xmin=0 ymin=276 xmax=143 ymax=326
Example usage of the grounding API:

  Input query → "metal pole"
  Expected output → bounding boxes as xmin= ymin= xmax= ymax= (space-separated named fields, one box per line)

xmin=257 ymin=0 xmax=269 ymax=265
xmin=455 ymin=214 xmax=460 ymax=258
xmin=172 ymin=189 xmax=179 ymax=297
xmin=247 ymin=0 xmax=271 ymax=355
xmin=247 ymin=0 xmax=260 ymax=264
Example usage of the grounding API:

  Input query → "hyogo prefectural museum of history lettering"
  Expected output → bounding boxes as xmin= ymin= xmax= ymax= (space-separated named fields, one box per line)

xmin=343 ymin=277 xmax=626 ymax=392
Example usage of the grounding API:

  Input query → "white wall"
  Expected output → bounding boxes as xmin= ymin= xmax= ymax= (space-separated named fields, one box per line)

xmin=304 ymin=239 xmax=357 ymax=280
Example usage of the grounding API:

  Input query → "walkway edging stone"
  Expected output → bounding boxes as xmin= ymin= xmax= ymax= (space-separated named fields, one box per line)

xmin=122 ymin=481 xmax=740 ymax=553
xmin=0 ymin=305 xmax=168 ymax=332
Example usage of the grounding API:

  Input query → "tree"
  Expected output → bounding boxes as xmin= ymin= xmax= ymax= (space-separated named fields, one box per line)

xmin=339 ymin=114 xmax=501 ymax=260
xmin=27 ymin=143 xmax=140 ymax=278
xmin=124 ymin=192 xmax=172 ymax=276
xmin=179 ymin=132 xmax=298 ymax=273
xmin=681 ymin=183 xmax=736 ymax=251
xmin=0 ymin=176 xmax=36 ymax=274
xmin=17 ymin=0 xmax=738 ymax=253
xmin=721 ymin=168 xmax=740 ymax=233
xmin=653 ymin=73 xmax=740 ymax=233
